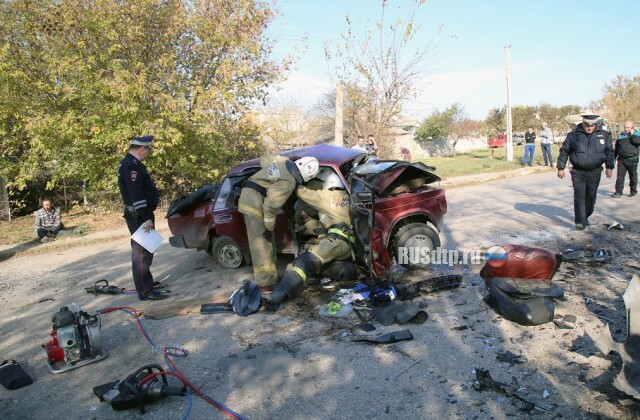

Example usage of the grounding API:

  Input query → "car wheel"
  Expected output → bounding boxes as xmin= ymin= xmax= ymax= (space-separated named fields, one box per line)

xmin=212 ymin=236 xmax=244 ymax=269
xmin=392 ymin=223 xmax=441 ymax=269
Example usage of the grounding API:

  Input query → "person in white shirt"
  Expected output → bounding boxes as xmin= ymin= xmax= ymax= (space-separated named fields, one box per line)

xmin=351 ymin=135 xmax=367 ymax=152
xmin=540 ymin=122 xmax=554 ymax=167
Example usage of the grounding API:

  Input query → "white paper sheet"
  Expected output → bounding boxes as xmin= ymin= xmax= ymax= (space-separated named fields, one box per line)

xmin=131 ymin=225 xmax=164 ymax=253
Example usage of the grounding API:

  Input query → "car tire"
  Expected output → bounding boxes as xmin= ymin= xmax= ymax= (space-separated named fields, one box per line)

xmin=211 ymin=236 xmax=244 ymax=269
xmin=392 ymin=223 xmax=441 ymax=269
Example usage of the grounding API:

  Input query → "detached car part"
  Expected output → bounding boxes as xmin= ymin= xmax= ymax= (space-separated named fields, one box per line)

xmin=593 ymin=273 xmax=640 ymax=399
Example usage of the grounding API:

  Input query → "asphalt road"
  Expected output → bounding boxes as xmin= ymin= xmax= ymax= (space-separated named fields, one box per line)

xmin=442 ymin=168 xmax=632 ymax=250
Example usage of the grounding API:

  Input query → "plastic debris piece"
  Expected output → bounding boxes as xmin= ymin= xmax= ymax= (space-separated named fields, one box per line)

xmin=607 ymin=220 xmax=623 ymax=230
xmin=496 ymin=351 xmax=527 ymax=365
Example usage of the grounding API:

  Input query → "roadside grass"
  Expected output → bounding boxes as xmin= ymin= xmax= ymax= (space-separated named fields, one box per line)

xmin=422 ymin=144 xmax=560 ymax=178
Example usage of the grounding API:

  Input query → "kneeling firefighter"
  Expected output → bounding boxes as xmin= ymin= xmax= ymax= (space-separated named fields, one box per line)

xmin=238 ymin=154 xmax=319 ymax=288
xmin=263 ymin=172 xmax=356 ymax=305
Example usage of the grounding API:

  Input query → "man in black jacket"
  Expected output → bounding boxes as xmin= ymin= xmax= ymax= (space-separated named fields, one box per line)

xmin=522 ymin=126 xmax=536 ymax=167
xmin=611 ymin=121 xmax=640 ymax=198
xmin=556 ymin=111 xmax=614 ymax=230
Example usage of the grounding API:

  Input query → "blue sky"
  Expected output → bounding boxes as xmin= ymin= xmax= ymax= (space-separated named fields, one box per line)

xmin=267 ymin=0 xmax=640 ymax=120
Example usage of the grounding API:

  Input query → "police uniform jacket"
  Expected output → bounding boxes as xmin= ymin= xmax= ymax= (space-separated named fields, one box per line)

xmin=238 ymin=154 xmax=297 ymax=230
xmin=296 ymin=186 xmax=351 ymax=229
xmin=556 ymin=125 xmax=614 ymax=171
xmin=615 ymin=130 xmax=640 ymax=160
xmin=118 ymin=153 xmax=159 ymax=224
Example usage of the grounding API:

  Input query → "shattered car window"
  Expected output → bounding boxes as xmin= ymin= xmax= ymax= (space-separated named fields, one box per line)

xmin=214 ymin=178 xmax=232 ymax=211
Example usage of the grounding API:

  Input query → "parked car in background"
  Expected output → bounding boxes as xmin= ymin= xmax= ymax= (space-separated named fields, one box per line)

xmin=488 ymin=133 xmax=524 ymax=148
xmin=488 ymin=133 xmax=507 ymax=148
xmin=512 ymin=133 xmax=525 ymax=145
xmin=166 ymin=144 xmax=447 ymax=279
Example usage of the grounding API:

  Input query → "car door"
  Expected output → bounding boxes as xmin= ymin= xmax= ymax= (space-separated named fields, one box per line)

xmin=349 ymin=175 xmax=388 ymax=280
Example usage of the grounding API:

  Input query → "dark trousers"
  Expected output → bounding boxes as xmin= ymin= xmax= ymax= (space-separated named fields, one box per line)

xmin=614 ymin=158 xmax=638 ymax=194
xmin=36 ymin=227 xmax=57 ymax=239
xmin=570 ymin=168 xmax=603 ymax=225
xmin=131 ymin=239 xmax=155 ymax=299
xmin=125 ymin=215 xmax=155 ymax=299
xmin=541 ymin=144 xmax=553 ymax=166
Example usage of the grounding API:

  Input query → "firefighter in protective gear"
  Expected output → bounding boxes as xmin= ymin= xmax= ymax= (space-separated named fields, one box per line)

xmin=263 ymin=172 xmax=355 ymax=306
xmin=238 ymin=154 xmax=319 ymax=287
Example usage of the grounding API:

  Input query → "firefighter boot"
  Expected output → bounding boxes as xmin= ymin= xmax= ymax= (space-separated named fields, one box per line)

xmin=262 ymin=251 xmax=323 ymax=306
xmin=262 ymin=270 xmax=305 ymax=306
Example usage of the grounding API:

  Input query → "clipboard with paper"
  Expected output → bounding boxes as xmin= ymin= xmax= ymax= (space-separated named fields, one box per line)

xmin=131 ymin=225 xmax=164 ymax=253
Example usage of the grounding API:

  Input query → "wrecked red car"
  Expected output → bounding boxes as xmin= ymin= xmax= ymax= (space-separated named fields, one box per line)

xmin=167 ymin=144 xmax=447 ymax=278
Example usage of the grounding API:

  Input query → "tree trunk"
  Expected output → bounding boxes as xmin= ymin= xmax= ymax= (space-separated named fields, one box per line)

xmin=0 ymin=177 xmax=10 ymax=221
xmin=63 ymin=178 xmax=68 ymax=212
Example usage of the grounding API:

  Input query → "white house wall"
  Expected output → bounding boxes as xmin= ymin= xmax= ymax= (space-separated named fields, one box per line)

xmin=393 ymin=133 xmax=488 ymax=159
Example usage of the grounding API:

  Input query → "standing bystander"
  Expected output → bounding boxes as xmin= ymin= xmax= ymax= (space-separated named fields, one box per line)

xmin=610 ymin=121 xmax=640 ymax=198
xmin=366 ymin=134 xmax=378 ymax=163
xmin=540 ymin=122 xmax=554 ymax=167
xmin=351 ymin=136 xmax=367 ymax=152
xmin=522 ymin=127 xmax=536 ymax=167
xmin=556 ymin=111 xmax=614 ymax=230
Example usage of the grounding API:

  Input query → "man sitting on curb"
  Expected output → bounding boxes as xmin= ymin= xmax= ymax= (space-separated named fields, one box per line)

xmin=34 ymin=198 xmax=63 ymax=242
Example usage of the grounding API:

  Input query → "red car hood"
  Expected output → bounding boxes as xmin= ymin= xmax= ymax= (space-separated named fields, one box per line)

xmin=351 ymin=161 xmax=441 ymax=197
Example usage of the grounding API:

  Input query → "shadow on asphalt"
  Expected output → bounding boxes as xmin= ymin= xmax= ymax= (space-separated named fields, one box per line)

xmin=513 ymin=202 xmax=575 ymax=229
xmin=0 ymin=238 xmax=41 ymax=262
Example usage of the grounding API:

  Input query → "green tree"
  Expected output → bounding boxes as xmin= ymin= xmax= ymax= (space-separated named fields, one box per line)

xmin=601 ymin=74 xmax=640 ymax=129
xmin=537 ymin=103 xmax=580 ymax=138
xmin=416 ymin=104 xmax=477 ymax=157
xmin=0 ymin=0 xmax=282 ymax=207
xmin=511 ymin=105 xmax=537 ymax=133
xmin=484 ymin=108 xmax=506 ymax=137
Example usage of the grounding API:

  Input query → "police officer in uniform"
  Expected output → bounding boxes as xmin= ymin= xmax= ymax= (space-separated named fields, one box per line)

xmin=263 ymin=172 xmax=355 ymax=306
xmin=118 ymin=135 xmax=168 ymax=301
xmin=238 ymin=154 xmax=319 ymax=288
xmin=557 ymin=111 xmax=614 ymax=230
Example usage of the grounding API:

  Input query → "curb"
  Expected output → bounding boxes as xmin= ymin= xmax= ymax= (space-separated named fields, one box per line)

xmin=440 ymin=165 xmax=555 ymax=189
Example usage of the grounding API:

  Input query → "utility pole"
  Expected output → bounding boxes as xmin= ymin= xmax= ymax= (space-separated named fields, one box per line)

xmin=334 ymin=82 xmax=344 ymax=147
xmin=504 ymin=45 xmax=513 ymax=162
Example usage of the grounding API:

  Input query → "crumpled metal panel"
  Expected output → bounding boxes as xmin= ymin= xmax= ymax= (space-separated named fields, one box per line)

xmin=594 ymin=274 xmax=640 ymax=399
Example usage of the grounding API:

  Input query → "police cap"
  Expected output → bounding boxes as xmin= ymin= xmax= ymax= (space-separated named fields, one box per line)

xmin=130 ymin=135 xmax=154 ymax=147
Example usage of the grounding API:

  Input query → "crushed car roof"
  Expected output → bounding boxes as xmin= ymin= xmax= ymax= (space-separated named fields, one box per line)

xmin=228 ymin=143 xmax=367 ymax=174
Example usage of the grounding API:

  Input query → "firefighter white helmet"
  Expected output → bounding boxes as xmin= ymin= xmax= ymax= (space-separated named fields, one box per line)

xmin=323 ymin=172 xmax=345 ymax=190
xmin=295 ymin=157 xmax=320 ymax=182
